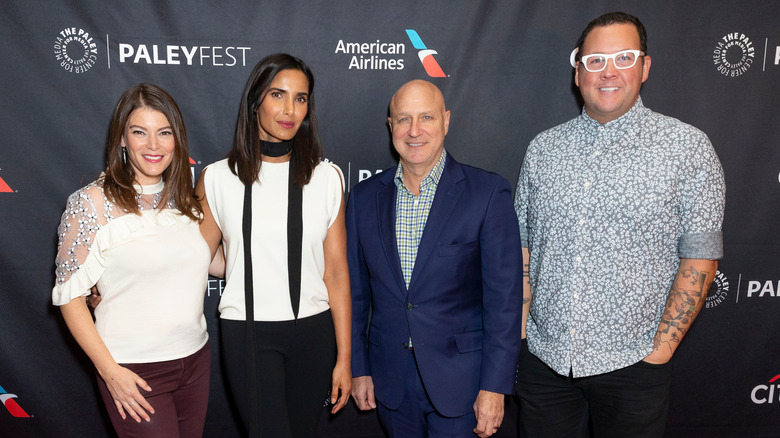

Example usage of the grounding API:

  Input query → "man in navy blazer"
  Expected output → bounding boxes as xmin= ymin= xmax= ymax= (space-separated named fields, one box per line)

xmin=348 ymin=80 xmax=523 ymax=437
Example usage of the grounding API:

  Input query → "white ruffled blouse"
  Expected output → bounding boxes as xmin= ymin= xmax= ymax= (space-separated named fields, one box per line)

xmin=52 ymin=179 xmax=210 ymax=363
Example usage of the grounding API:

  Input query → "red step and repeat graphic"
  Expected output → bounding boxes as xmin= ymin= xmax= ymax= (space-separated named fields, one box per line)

xmin=1 ymin=1 xmax=778 ymax=436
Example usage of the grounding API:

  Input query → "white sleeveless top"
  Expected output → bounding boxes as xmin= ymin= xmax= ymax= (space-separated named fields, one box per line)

xmin=203 ymin=159 xmax=343 ymax=321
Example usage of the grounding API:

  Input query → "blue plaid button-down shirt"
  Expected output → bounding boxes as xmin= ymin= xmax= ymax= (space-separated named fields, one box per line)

xmin=394 ymin=149 xmax=447 ymax=290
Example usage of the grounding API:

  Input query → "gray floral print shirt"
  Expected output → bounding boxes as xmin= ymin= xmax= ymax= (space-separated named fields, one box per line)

xmin=514 ymin=97 xmax=725 ymax=377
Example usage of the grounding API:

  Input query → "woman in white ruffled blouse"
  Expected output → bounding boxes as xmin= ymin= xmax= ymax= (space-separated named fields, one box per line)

xmin=52 ymin=84 xmax=212 ymax=437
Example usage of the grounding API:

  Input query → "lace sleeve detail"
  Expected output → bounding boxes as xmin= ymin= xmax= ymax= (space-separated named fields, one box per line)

xmin=54 ymin=183 xmax=108 ymax=287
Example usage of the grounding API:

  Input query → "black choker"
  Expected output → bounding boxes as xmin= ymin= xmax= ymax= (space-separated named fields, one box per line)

xmin=261 ymin=139 xmax=293 ymax=157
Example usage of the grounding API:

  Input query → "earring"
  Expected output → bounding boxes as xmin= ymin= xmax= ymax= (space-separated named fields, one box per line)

xmin=122 ymin=146 xmax=127 ymax=164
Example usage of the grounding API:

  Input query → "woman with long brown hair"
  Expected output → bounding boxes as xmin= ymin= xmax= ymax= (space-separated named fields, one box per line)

xmin=196 ymin=53 xmax=351 ymax=437
xmin=53 ymin=83 xmax=212 ymax=437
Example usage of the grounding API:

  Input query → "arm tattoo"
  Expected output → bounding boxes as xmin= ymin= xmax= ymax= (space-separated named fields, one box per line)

xmin=522 ymin=262 xmax=531 ymax=305
xmin=654 ymin=265 xmax=710 ymax=352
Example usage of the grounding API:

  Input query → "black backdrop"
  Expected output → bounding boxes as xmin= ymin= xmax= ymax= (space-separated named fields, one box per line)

xmin=1 ymin=1 xmax=779 ymax=437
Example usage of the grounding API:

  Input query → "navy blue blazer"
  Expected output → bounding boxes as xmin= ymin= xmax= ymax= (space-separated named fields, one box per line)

xmin=347 ymin=153 xmax=523 ymax=417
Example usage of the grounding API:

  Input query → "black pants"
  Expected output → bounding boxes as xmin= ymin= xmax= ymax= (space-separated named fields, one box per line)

xmin=221 ymin=311 xmax=336 ymax=438
xmin=515 ymin=342 xmax=673 ymax=438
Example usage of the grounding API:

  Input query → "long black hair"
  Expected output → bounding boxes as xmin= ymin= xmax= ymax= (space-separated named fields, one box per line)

xmin=227 ymin=53 xmax=322 ymax=186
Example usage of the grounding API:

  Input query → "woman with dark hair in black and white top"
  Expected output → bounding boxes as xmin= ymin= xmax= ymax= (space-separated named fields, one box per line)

xmin=195 ymin=53 xmax=351 ymax=438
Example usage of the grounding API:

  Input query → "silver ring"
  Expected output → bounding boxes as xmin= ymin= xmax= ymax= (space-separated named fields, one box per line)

xmin=128 ymin=400 xmax=136 ymax=406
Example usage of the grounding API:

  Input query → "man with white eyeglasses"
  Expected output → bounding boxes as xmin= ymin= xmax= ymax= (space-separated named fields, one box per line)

xmin=513 ymin=12 xmax=725 ymax=437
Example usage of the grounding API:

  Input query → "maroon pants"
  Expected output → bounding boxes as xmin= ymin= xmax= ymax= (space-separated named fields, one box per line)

xmin=97 ymin=341 xmax=211 ymax=438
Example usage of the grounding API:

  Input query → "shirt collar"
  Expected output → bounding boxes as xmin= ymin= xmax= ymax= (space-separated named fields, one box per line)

xmin=394 ymin=149 xmax=447 ymax=191
xmin=133 ymin=179 xmax=165 ymax=195
xmin=581 ymin=96 xmax=645 ymax=131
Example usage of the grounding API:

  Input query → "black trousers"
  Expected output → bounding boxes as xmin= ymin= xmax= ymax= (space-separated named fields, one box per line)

xmin=515 ymin=342 xmax=673 ymax=438
xmin=221 ymin=310 xmax=336 ymax=438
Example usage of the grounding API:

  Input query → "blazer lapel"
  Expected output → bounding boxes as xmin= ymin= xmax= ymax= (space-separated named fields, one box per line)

xmin=376 ymin=172 xmax=408 ymax=295
xmin=408 ymin=154 xmax=464 ymax=292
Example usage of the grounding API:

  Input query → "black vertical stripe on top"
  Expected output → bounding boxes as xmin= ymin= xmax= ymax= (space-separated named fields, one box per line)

xmin=287 ymin=156 xmax=303 ymax=321
xmin=240 ymin=155 xmax=303 ymax=436
xmin=241 ymin=184 xmax=260 ymax=437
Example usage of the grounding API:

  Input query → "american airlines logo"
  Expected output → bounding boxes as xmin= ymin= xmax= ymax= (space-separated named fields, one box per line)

xmin=189 ymin=156 xmax=200 ymax=183
xmin=0 ymin=173 xmax=14 ymax=192
xmin=405 ymin=29 xmax=447 ymax=77
xmin=332 ymin=28 xmax=448 ymax=76
xmin=0 ymin=385 xmax=31 ymax=418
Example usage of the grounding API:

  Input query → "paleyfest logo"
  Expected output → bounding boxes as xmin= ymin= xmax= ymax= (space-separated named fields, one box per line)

xmin=713 ymin=32 xmax=754 ymax=77
xmin=697 ymin=271 xmax=779 ymax=307
xmin=54 ymin=27 xmax=98 ymax=74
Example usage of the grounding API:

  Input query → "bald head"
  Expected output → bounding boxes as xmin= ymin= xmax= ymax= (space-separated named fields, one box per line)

xmin=389 ymin=80 xmax=447 ymax=117
xmin=388 ymin=79 xmax=451 ymax=185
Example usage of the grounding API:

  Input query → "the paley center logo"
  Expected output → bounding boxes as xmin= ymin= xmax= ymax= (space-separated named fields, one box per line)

xmin=705 ymin=270 xmax=729 ymax=308
xmin=713 ymin=32 xmax=755 ymax=77
xmin=54 ymin=27 xmax=98 ymax=74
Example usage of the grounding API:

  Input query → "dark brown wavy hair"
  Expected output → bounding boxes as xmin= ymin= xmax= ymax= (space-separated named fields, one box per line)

xmin=227 ymin=53 xmax=322 ymax=186
xmin=102 ymin=83 xmax=202 ymax=221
